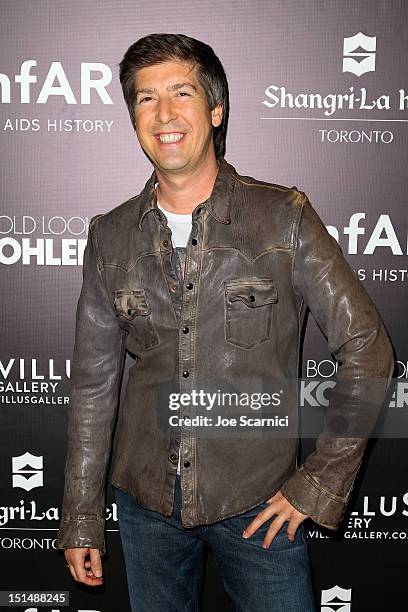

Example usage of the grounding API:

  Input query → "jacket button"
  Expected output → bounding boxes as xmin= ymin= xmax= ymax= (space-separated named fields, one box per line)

xmin=186 ymin=282 xmax=193 ymax=290
xmin=249 ymin=295 xmax=255 ymax=302
xmin=191 ymin=238 xmax=197 ymax=246
xmin=127 ymin=308 xmax=132 ymax=315
xmin=183 ymin=460 xmax=191 ymax=468
xmin=182 ymin=371 xmax=189 ymax=377
xmin=162 ymin=239 xmax=169 ymax=247
xmin=169 ymin=453 xmax=178 ymax=463
xmin=182 ymin=326 xmax=189 ymax=334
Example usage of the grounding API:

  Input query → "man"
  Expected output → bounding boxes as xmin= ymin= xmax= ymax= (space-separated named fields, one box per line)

xmin=57 ymin=33 xmax=394 ymax=611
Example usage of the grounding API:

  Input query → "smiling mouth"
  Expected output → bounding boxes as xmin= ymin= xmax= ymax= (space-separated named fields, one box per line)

xmin=155 ymin=132 xmax=185 ymax=144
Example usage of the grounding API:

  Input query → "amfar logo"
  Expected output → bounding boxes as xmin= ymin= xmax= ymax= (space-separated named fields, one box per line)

xmin=321 ymin=585 xmax=352 ymax=612
xmin=342 ymin=32 xmax=377 ymax=76
xmin=324 ymin=212 xmax=408 ymax=256
xmin=0 ymin=60 xmax=113 ymax=104
xmin=12 ymin=452 xmax=43 ymax=491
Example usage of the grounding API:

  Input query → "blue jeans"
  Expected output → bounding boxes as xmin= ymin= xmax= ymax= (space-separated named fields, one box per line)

xmin=113 ymin=475 xmax=316 ymax=612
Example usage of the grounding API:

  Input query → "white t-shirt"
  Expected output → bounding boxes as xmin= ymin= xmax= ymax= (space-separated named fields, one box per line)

xmin=155 ymin=182 xmax=191 ymax=475
xmin=155 ymin=182 xmax=192 ymax=248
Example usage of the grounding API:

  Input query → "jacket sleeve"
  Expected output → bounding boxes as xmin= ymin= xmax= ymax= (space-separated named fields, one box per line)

xmin=280 ymin=193 xmax=394 ymax=530
xmin=56 ymin=215 xmax=127 ymax=556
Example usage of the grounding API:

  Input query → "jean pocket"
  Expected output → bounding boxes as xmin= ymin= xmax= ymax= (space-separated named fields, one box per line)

xmin=224 ymin=503 xmax=307 ymax=550
xmin=222 ymin=500 xmax=271 ymax=535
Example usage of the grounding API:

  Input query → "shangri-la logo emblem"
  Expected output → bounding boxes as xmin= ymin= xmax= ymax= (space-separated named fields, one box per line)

xmin=12 ymin=451 xmax=43 ymax=491
xmin=343 ymin=32 xmax=377 ymax=76
xmin=321 ymin=584 xmax=352 ymax=612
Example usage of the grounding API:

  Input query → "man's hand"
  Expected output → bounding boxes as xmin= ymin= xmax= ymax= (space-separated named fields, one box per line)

xmin=64 ymin=547 xmax=103 ymax=586
xmin=242 ymin=490 xmax=309 ymax=548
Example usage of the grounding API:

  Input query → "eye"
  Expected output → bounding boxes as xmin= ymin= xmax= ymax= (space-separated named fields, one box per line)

xmin=177 ymin=92 xmax=191 ymax=97
xmin=138 ymin=96 xmax=152 ymax=104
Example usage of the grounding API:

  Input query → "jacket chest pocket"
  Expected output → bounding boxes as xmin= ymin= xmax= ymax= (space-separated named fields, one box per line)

xmin=113 ymin=289 xmax=159 ymax=350
xmin=224 ymin=278 xmax=278 ymax=349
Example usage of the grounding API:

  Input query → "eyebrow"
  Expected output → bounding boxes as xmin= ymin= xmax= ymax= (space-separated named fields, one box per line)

xmin=135 ymin=82 xmax=198 ymax=97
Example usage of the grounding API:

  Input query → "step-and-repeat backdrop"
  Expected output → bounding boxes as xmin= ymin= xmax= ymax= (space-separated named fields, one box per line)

xmin=1 ymin=1 xmax=406 ymax=610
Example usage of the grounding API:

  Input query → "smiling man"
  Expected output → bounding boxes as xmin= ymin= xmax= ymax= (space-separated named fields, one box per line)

xmin=132 ymin=58 xmax=223 ymax=216
xmin=57 ymin=33 xmax=394 ymax=611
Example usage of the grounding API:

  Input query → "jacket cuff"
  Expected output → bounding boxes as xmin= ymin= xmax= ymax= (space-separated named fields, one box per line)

xmin=280 ymin=466 xmax=347 ymax=530
xmin=57 ymin=517 xmax=106 ymax=557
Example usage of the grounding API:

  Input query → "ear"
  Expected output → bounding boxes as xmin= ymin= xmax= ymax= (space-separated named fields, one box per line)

xmin=211 ymin=104 xmax=223 ymax=128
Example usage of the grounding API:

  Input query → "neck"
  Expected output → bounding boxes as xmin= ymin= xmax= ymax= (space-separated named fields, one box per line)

xmin=154 ymin=154 xmax=220 ymax=214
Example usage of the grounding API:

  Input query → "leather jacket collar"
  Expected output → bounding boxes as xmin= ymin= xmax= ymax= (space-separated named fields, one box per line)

xmin=137 ymin=155 xmax=235 ymax=230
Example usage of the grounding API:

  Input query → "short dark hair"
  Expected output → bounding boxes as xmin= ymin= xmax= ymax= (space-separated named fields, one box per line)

xmin=118 ymin=33 xmax=229 ymax=159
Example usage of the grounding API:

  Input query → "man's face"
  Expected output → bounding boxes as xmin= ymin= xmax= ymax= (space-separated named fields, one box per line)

xmin=133 ymin=60 xmax=223 ymax=174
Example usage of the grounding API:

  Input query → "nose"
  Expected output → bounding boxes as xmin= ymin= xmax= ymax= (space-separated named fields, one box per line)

xmin=155 ymin=96 xmax=178 ymax=125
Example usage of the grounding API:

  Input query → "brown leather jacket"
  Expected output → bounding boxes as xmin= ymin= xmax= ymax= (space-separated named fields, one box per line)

xmin=56 ymin=156 xmax=394 ymax=556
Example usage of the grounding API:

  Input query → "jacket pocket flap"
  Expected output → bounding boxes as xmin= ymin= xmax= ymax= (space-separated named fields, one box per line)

xmin=224 ymin=279 xmax=278 ymax=307
xmin=113 ymin=289 xmax=151 ymax=319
